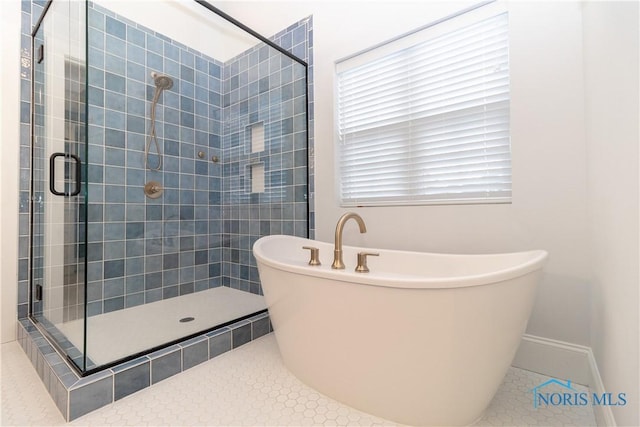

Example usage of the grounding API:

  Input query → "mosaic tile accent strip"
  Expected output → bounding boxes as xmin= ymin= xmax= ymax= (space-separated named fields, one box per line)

xmin=16 ymin=312 xmax=272 ymax=421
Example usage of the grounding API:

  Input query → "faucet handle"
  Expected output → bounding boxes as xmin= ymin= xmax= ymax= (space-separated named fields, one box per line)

xmin=302 ymin=246 xmax=321 ymax=266
xmin=355 ymin=252 xmax=379 ymax=273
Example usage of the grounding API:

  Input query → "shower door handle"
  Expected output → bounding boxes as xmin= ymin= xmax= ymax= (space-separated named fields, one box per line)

xmin=49 ymin=152 xmax=82 ymax=197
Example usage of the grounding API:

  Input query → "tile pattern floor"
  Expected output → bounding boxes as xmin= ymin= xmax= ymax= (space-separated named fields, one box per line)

xmin=1 ymin=334 xmax=597 ymax=426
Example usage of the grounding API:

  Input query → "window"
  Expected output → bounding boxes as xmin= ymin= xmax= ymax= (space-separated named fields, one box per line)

xmin=336 ymin=6 xmax=510 ymax=206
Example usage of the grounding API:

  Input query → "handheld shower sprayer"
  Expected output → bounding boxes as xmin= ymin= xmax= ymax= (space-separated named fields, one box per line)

xmin=151 ymin=71 xmax=174 ymax=90
xmin=145 ymin=72 xmax=174 ymax=170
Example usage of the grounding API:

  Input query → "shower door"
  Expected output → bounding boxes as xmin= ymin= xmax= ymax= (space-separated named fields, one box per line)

xmin=30 ymin=0 xmax=89 ymax=371
xmin=29 ymin=0 xmax=308 ymax=374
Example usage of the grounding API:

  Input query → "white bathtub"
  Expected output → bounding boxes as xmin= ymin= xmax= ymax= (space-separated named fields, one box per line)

xmin=253 ymin=235 xmax=547 ymax=426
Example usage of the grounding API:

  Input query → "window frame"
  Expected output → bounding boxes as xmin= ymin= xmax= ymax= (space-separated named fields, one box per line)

xmin=334 ymin=1 xmax=511 ymax=207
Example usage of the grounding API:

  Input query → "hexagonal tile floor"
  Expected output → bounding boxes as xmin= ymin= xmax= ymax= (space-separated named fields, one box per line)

xmin=1 ymin=334 xmax=597 ymax=426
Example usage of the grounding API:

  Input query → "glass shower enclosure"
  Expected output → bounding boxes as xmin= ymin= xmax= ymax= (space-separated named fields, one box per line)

xmin=30 ymin=0 xmax=308 ymax=374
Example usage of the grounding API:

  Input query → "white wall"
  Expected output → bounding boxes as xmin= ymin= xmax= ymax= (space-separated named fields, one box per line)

xmin=95 ymin=0 xmax=259 ymax=62
xmin=217 ymin=1 xmax=592 ymax=346
xmin=0 ymin=0 xmax=22 ymax=343
xmin=583 ymin=2 xmax=639 ymax=425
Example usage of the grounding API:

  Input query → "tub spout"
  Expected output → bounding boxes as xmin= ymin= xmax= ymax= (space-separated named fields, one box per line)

xmin=332 ymin=212 xmax=367 ymax=269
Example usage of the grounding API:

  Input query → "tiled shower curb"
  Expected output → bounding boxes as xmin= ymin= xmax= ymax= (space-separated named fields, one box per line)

xmin=16 ymin=312 xmax=272 ymax=421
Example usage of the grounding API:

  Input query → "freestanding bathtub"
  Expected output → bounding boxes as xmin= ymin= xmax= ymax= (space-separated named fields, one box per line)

xmin=253 ymin=235 xmax=547 ymax=426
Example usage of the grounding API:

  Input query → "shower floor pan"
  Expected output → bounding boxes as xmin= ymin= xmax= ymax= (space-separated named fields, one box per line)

xmin=58 ymin=287 xmax=266 ymax=366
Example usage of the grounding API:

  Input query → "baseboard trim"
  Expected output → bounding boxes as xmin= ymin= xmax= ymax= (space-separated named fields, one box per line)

xmin=512 ymin=334 xmax=592 ymax=385
xmin=586 ymin=345 xmax=617 ymax=427
xmin=512 ymin=334 xmax=616 ymax=426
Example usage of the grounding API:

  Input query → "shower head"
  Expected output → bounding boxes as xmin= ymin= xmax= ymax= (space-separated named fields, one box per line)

xmin=151 ymin=72 xmax=173 ymax=90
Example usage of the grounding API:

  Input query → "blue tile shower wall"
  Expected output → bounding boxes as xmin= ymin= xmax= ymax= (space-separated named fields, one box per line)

xmin=85 ymin=3 xmax=226 ymax=316
xmin=17 ymin=0 xmax=47 ymax=320
xmin=18 ymin=1 xmax=315 ymax=318
xmin=221 ymin=18 xmax=312 ymax=293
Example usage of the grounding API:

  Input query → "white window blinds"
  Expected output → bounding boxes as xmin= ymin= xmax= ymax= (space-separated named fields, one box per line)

xmin=336 ymin=11 xmax=511 ymax=206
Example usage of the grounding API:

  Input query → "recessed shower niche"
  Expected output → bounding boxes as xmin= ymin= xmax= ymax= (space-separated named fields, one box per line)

xmin=28 ymin=0 xmax=309 ymax=376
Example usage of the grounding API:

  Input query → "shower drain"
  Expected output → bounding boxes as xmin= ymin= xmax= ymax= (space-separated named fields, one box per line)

xmin=179 ymin=317 xmax=195 ymax=323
